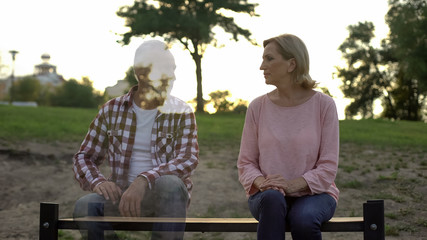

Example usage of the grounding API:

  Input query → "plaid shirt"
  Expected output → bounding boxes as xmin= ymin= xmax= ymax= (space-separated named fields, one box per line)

xmin=73 ymin=86 xmax=199 ymax=197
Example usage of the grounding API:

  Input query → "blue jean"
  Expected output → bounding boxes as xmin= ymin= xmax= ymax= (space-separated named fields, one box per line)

xmin=73 ymin=175 xmax=189 ymax=240
xmin=248 ymin=190 xmax=336 ymax=240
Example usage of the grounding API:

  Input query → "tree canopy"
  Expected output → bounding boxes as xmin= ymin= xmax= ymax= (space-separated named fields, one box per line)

xmin=124 ymin=66 xmax=138 ymax=89
xmin=116 ymin=0 xmax=258 ymax=112
xmin=336 ymin=22 xmax=391 ymax=119
xmin=337 ymin=0 xmax=426 ymax=120
xmin=385 ymin=0 xmax=427 ymax=120
xmin=11 ymin=76 xmax=41 ymax=102
xmin=208 ymin=90 xmax=234 ymax=113
xmin=50 ymin=77 xmax=105 ymax=108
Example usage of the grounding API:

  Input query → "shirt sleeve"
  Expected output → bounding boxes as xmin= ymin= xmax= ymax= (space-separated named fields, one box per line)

xmin=237 ymin=101 xmax=264 ymax=196
xmin=73 ymin=107 xmax=109 ymax=191
xmin=141 ymin=111 xmax=199 ymax=188
xmin=302 ymin=99 xmax=339 ymax=194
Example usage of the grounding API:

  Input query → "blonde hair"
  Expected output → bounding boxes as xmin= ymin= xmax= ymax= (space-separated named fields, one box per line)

xmin=263 ymin=34 xmax=316 ymax=89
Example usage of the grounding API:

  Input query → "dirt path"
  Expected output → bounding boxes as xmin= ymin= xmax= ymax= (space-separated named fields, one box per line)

xmin=0 ymin=140 xmax=425 ymax=239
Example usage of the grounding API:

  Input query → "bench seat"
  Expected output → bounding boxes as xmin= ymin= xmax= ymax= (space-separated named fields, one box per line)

xmin=39 ymin=200 xmax=384 ymax=239
xmin=57 ymin=216 xmax=364 ymax=232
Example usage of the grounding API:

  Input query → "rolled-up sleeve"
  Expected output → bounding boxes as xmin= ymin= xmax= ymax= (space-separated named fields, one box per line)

xmin=73 ymin=107 xmax=108 ymax=191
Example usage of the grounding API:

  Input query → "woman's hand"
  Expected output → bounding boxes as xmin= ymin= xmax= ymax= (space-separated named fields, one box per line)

xmin=93 ymin=181 xmax=122 ymax=205
xmin=261 ymin=175 xmax=309 ymax=195
xmin=259 ymin=175 xmax=287 ymax=195
xmin=253 ymin=176 xmax=266 ymax=190
xmin=253 ymin=175 xmax=286 ymax=196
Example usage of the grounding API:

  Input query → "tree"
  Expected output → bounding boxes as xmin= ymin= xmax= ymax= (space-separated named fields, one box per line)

xmin=233 ymin=98 xmax=248 ymax=114
xmin=208 ymin=90 xmax=234 ymax=113
xmin=337 ymin=1 xmax=427 ymax=120
xmin=123 ymin=66 xmax=138 ymax=93
xmin=51 ymin=77 xmax=104 ymax=108
xmin=12 ymin=76 xmax=41 ymax=102
xmin=37 ymin=84 xmax=55 ymax=106
xmin=124 ymin=66 xmax=138 ymax=87
xmin=319 ymin=87 xmax=333 ymax=98
xmin=336 ymin=22 xmax=394 ymax=119
xmin=385 ymin=0 xmax=427 ymax=120
xmin=116 ymin=0 xmax=258 ymax=112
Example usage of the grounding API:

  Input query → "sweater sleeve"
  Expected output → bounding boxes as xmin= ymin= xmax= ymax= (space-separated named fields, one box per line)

xmin=237 ymin=100 xmax=264 ymax=196
xmin=302 ymin=99 xmax=339 ymax=194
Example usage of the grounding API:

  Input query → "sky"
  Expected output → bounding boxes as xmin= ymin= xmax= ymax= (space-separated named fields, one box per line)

xmin=0 ymin=0 xmax=390 ymax=118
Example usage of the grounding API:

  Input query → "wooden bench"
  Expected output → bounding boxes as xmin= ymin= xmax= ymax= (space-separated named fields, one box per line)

xmin=39 ymin=200 xmax=384 ymax=240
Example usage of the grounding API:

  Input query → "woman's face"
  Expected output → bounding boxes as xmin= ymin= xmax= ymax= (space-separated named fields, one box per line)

xmin=260 ymin=42 xmax=295 ymax=86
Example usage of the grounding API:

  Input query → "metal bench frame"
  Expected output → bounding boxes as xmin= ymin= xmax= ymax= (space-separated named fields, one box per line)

xmin=39 ymin=199 xmax=384 ymax=240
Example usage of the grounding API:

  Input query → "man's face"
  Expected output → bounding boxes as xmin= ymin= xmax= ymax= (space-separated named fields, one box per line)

xmin=133 ymin=40 xmax=176 ymax=107
xmin=134 ymin=65 xmax=175 ymax=102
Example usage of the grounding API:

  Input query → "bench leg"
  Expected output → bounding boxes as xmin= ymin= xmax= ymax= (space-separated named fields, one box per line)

xmin=363 ymin=200 xmax=385 ymax=240
xmin=39 ymin=202 xmax=59 ymax=240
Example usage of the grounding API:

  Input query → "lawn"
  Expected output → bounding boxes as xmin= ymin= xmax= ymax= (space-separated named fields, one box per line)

xmin=1 ymin=105 xmax=426 ymax=149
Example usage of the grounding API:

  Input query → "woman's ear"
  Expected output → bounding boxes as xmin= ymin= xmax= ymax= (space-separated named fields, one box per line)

xmin=288 ymin=58 xmax=296 ymax=73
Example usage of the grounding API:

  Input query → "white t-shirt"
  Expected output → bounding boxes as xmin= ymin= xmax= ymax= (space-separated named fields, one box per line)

xmin=128 ymin=102 xmax=158 ymax=183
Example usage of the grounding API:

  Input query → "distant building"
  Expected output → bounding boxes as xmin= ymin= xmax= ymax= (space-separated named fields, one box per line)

xmin=0 ymin=53 xmax=65 ymax=100
xmin=33 ymin=53 xmax=65 ymax=87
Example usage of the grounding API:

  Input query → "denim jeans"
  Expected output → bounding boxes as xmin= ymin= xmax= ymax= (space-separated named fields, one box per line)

xmin=248 ymin=190 xmax=336 ymax=240
xmin=73 ymin=175 xmax=189 ymax=240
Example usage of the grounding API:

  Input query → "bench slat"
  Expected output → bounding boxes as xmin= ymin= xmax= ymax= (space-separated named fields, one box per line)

xmin=40 ymin=201 xmax=385 ymax=239
xmin=58 ymin=216 xmax=364 ymax=232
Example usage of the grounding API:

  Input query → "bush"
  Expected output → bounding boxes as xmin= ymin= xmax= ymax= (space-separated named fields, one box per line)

xmin=50 ymin=77 xmax=104 ymax=108
xmin=11 ymin=76 xmax=41 ymax=102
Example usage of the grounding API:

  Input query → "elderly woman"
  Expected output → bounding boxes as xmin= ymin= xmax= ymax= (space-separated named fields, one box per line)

xmin=237 ymin=34 xmax=339 ymax=240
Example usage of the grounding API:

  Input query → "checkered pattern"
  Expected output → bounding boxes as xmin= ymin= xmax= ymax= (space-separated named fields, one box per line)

xmin=73 ymin=86 xmax=199 ymax=197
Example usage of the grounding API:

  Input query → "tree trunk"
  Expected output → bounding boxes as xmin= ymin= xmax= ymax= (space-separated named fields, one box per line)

xmin=192 ymin=45 xmax=204 ymax=113
xmin=384 ymin=94 xmax=397 ymax=119
xmin=409 ymin=81 xmax=420 ymax=121
xmin=400 ymin=78 xmax=421 ymax=121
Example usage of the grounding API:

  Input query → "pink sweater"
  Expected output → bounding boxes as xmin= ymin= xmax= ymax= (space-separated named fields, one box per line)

xmin=237 ymin=91 xmax=339 ymax=202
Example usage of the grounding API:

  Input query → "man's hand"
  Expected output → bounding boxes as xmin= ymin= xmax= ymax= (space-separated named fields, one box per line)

xmin=93 ymin=181 xmax=122 ymax=205
xmin=119 ymin=176 xmax=148 ymax=217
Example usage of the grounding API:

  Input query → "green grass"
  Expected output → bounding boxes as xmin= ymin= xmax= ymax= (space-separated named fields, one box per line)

xmin=1 ymin=105 xmax=426 ymax=149
xmin=377 ymin=171 xmax=399 ymax=181
xmin=58 ymin=230 xmax=74 ymax=240
xmin=339 ymin=180 xmax=363 ymax=189
xmin=195 ymin=112 xmax=245 ymax=148
xmin=340 ymin=119 xmax=427 ymax=148
xmin=0 ymin=105 xmax=97 ymax=142
xmin=0 ymin=105 xmax=247 ymax=146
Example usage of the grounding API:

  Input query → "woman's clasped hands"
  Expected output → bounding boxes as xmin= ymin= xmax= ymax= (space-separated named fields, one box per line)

xmin=255 ymin=175 xmax=287 ymax=196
